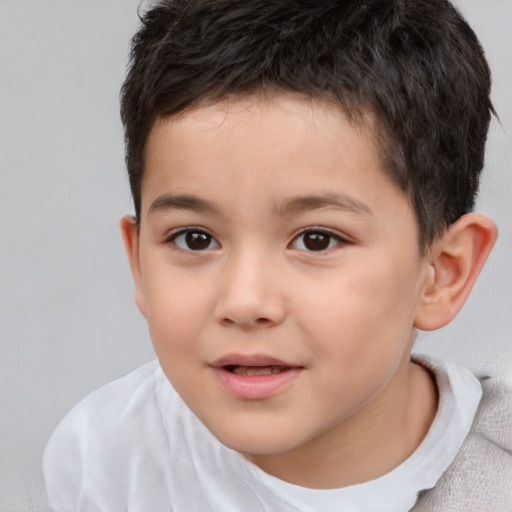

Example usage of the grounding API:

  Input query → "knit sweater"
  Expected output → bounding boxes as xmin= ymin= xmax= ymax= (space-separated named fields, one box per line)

xmin=413 ymin=376 xmax=512 ymax=511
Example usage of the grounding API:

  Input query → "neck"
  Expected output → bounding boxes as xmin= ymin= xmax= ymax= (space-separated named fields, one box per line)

xmin=245 ymin=358 xmax=438 ymax=489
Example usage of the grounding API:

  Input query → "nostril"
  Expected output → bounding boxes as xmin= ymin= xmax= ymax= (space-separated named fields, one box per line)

xmin=219 ymin=317 xmax=272 ymax=328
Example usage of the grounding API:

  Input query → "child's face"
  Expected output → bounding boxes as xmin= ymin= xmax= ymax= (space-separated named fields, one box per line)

xmin=126 ymin=94 xmax=433 ymax=460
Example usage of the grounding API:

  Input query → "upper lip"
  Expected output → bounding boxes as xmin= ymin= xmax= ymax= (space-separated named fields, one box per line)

xmin=210 ymin=353 xmax=300 ymax=369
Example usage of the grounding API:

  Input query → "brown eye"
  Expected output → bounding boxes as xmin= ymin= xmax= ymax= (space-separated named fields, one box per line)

xmin=303 ymin=232 xmax=330 ymax=251
xmin=171 ymin=230 xmax=219 ymax=251
xmin=186 ymin=232 xmax=210 ymax=250
xmin=292 ymin=230 xmax=343 ymax=252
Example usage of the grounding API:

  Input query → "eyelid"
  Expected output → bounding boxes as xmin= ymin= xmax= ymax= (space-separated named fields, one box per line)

xmin=164 ymin=226 xmax=220 ymax=251
xmin=289 ymin=226 xmax=352 ymax=251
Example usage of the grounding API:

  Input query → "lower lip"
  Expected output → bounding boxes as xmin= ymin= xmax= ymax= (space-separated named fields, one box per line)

xmin=212 ymin=367 xmax=302 ymax=400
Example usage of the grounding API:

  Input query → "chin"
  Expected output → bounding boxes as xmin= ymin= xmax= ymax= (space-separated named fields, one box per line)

xmin=210 ymin=423 xmax=304 ymax=457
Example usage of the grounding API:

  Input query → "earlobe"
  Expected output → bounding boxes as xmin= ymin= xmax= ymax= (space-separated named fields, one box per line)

xmin=120 ymin=215 xmax=147 ymax=317
xmin=414 ymin=213 xmax=497 ymax=331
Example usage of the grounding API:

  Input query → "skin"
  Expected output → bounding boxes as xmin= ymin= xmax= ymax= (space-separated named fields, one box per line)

xmin=121 ymin=94 xmax=494 ymax=489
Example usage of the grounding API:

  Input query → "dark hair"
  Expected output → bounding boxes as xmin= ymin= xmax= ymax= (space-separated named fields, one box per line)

xmin=120 ymin=0 xmax=495 ymax=249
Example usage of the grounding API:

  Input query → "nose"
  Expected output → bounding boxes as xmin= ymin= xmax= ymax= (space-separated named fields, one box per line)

xmin=214 ymin=250 xmax=286 ymax=329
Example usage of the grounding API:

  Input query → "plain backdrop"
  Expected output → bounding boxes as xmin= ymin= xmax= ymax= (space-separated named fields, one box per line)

xmin=1 ymin=1 xmax=510 ymax=510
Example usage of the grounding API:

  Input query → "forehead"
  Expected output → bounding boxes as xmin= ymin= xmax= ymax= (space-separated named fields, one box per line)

xmin=143 ymin=93 xmax=379 ymax=182
xmin=141 ymin=93 xmax=412 ymax=229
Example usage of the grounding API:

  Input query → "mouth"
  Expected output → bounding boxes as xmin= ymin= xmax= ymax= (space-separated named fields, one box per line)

xmin=211 ymin=354 xmax=303 ymax=400
xmin=212 ymin=353 xmax=301 ymax=375
xmin=224 ymin=365 xmax=292 ymax=376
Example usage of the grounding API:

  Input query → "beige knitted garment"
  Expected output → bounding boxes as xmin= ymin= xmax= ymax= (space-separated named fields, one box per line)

xmin=413 ymin=377 xmax=512 ymax=512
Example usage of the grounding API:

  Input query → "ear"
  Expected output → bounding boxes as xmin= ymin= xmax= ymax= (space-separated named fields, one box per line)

xmin=120 ymin=215 xmax=147 ymax=317
xmin=414 ymin=213 xmax=497 ymax=331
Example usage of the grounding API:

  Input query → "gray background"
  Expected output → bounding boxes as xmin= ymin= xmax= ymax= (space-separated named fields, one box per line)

xmin=1 ymin=1 xmax=510 ymax=510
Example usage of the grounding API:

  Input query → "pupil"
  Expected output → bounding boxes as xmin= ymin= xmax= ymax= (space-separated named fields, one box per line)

xmin=304 ymin=232 xmax=330 ymax=251
xmin=186 ymin=232 xmax=210 ymax=250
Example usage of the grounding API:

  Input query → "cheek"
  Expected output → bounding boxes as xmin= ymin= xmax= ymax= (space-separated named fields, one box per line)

xmin=291 ymin=264 xmax=420 ymax=412
xmin=296 ymin=255 xmax=421 ymax=359
xmin=141 ymin=262 xmax=214 ymax=350
xmin=142 ymin=269 xmax=215 ymax=398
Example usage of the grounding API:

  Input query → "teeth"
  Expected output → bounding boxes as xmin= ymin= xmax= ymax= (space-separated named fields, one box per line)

xmin=246 ymin=366 xmax=272 ymax=376
xmin=231 ymin=365 xmax=286 ymax=376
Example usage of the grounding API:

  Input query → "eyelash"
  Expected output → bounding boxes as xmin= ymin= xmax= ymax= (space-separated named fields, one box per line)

xmin=290 ymin=227 xmax=349 ymax=253
xmin=165 ymin=227 xmax=219 ymax=252
xmin=164 ymin=227 xmax=350 ymax=253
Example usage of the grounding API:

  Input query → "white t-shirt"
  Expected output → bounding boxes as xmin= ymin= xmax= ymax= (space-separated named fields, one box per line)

xmin=43 ymin=354 xmax=482 ymax=512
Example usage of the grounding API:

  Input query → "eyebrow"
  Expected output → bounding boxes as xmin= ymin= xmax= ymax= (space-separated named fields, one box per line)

xmin=147 ymin=191 xmax=374 ymax=219
xmin=274 ymin=192 xmax=374 ymax=218
xmin=147 ymin=194 xmax=218 ymax=216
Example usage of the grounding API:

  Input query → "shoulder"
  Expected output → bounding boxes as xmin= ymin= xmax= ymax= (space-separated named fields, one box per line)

xmin=414 ymin=376 xmax=512 ymax=512
xmin=46 ymin=360 xmax=162 ymax=440
xmin=474 ymin=376 xmax=512 ymax=451
xmin=43 ymin=360 xmax=174 ymax=510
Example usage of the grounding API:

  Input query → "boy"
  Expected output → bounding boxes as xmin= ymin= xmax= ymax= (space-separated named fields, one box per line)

xmin=43 ymin=0 xmax=511 ymax=510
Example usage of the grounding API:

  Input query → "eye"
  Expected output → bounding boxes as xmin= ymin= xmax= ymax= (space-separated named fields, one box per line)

xmin=169 ymin=229 xmax=220 ymax=251
xmin=291 ymin=229 xmax=345 ymax=252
